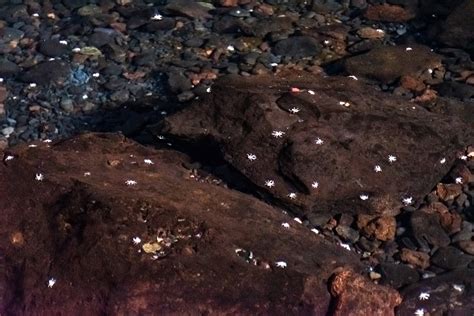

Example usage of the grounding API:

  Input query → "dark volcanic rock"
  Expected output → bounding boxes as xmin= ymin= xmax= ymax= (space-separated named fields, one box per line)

xmin=431 ymin=246 xmax=473 ymax=270
xmin=0 ymin=133 xmax=379 ymax=314
xmin=398 ymin=269 xmax=474 ymax=315
xmin=39 ymin=39 xmax=68 ymax=57
xmin=19 ymin=60 xmax=71 ymax=85
xmin=165 ymin=0 xmax=212 ymax=19
xmin=158 ymin=72 xmax=473 ymax=218
xmin=0 ymin=59 xmax=21 ymax=77
xmin=437 ymin=0 xmax=474 ymax=54
xmin=273 ymin=36 xmax=322 ymax=58
xmin=378 ymin=263 xmax=420 ymax=289
xmin=409 ymin=211 xmax=451 ymax=248
xmin=344 ymin=45 xmax=442 ymax=83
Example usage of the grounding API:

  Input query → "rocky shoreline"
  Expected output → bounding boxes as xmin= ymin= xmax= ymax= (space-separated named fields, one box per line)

xmin=0 ymin=0 xmax=474 ymax=314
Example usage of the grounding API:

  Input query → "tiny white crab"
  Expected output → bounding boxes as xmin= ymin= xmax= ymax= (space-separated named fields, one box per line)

xmin=455 ymin=177 xmax=463 ymax=184
xmin=72 ymin=47 xmax=81 ymax=52
xmin=406 ymin=47 xmax=413 ymax=51
xmin=348 ymin=75 xmax=358 ymax=80
xmin=374 ymin=165 xmax=382 ymax=172
xmin=227 ymin=45 xmax=235 ymax=52
xmin=28 ymin=144 xmax=37 ymax=148
xmin=132 ymin=237 xmax=141 ymax=245
xmin=125 ymin=180 xmax=137 ymax=186
xmin=402 ymin=196 xmax=414 ymax=205
xmin=47 ymin=278 xmax=56 ymax=288
xmin=264 ymin=179 xmax=275 ymax=188
xmin=459 ymin=155 xmax=468 ymax=161
xmin=247 ymin=153 xmax=257 ymax=161
xmin=359 ymin=194 xmax=369 ymax=201
xmin=311 ymin=181 xmax=319 ymax=189
xmin=419 ymin=292 xmax=430 ymax=300
xmin=315 ymin=138 xmax=324 ymax=145
xmin=324 ymin=40 xmax=330 ymax=45
xmin=307 ymin=90 xmax=315 ymax=95
xmin=468 ymin=151 xmax=474 ymax=158
xmin=35 ymin=173 xmax=44 ymax=181
xmin=275 ymin=261 xmax=287 ymax=268
xmin=271 ymin=130 xmax=285 ymax=138
xmin=340 ymin=243 xmax=351 ymax=251
xmin=281 ymin=222 xmax=290 ymax=229
xmin=338 ymin=101 xmax=351 ymax=107
xmin=288 ymin=192 xmax=297 ymax=199
xmin=388 ymin=155 xmax=397 ymax=163
xmin=206 ymin=87 xmax=211 ymax=93
xmin=453 ymin=284 xmax=464 ymax=292
xmin=82 ymin=94 xmax=88 ymax=100
xmin=59 ymin=40 xmax=68 ymax=45
xmin=270 ymin=62 xmax=278 ymax=67
xmin=43 ymin=139 xmax=52 ymax=143
xmin=376 ymin=29 xmax=384 ymax=33
xmin=144 ymin=159 xmax=154 ymax=165
xmin=294 ymin=217 xmax=302 ymax=224
xmin=151 ymin=13 xmax=163 ymax=20
xmin=311 ymin=228 xmax=320 ymax=234
xmin=84 ymin=172 xmax=91 ymax=176
xmin=0 ymin=78 xmax=3 ymax=83
xmin=92 ymin=72 xmax=100 ymax=78
xmin=289 ymin=107 xmax=300 ymax=114
xmin=440 ymin=157 xmax=446 ymax=164
xmin=32 ymin=13 xmax=39 ymax=17
xmin=414 ymin=309 xmax=425 ymax=316
xmin=29 ymin=83 xmax=37 ymax=88
xmin=4 ymin=155 xmax=14 ymax=161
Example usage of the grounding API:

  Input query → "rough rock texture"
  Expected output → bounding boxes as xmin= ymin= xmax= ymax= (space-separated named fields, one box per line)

xmin=330 ymin=268 xmax=402 ymax=316
xmin=437 ymin=0 xmax=474 ymax=54
xmin=0 ymin=133 xmax=383 ymax=314
xmin=344 ymin=45 xmax=442 ymax=83
xmin=159 ymin=72 xmax=474 ymax=219
xmin=398 ymin=269 xmax=474 ymax=315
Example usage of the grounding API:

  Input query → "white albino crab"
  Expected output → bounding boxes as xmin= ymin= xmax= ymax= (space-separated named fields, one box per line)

xmin=402 ymin=196 xmax=413 ymax=205
xmin=311 ymin=181 xmax=319 ymax=189
xmin=144 ymin=159 xmax=154 ymax=165
xmin=275 ymin=261 xmax=287 ymax=268
xmin=359 ymin=194 xmax=369 ymax=201
xmin=264 ymin=180 xmax=275 ymax=188
xmin=247 ymin=153 xmax=257 ymax=161
xmin=374 ymin=165 xmax=382 ymax=172
xmin=125 ymin=180 xmax=137 ymax=186
xmin=271 ymin=130 xmax=285 ymax=138
xmin=35 ymin=173 xmax=44 ymax=181
xmin=418 ymin=292 xmax=430 ymax=300
xmin=289 ymin=107 xmax=300 ymax=114
xmin=315 ymin=137 xmax=324 ymax=145
xmin=388 ymin=155 xmax=397 ymax=163
xmin=287 ymin=192 xmax=297 ymax=199
xmin=47 ymin=278 xmax=56 ymax=288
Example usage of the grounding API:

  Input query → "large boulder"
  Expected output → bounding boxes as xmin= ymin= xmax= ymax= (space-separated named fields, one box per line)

xmin=437 ymin=0 xmax=474 ymax=54
xmin=0 ymin=133 xmax=381 ymax=314
xmin=158 ymin=72 xmax=474 ymax=219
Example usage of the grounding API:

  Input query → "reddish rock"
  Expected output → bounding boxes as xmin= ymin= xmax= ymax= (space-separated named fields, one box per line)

xmin=255 ymin=3 xmax=274 ymax=16
xmin=330 ymin=269 xmax=402 ymax=316
xmin=0 ymin=133 xmax=373 ymax=314
xmin=158 ymin=72 xmax=473 ymax=219
xmin=423 ymin=202 xmax=462 ymax=235
xmin=400 ymin=75 xmax=426 ymax=93
xmin=400 ymin=248 xmax=430 ymax=269
xmin=219 ymin=0 xmax=238 ymax=6
xmin=436 ymin=183 xmax=462 ymax=201
xmin=358 ymin=215 xmax=396 ymax=241
xmin=357 ymin=27 xmax=385 ymax=39
xmin=365 ymin=4 xmax=416 ymax=22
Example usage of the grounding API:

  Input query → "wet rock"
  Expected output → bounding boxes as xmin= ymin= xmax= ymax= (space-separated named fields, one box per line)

xmin=357 ymin=27 xmax=385 ymax=39
xmin=159 ymin=72 xmax=473 ymax=218
xmin=431 ymin=246 xmax=473 ymax=270
xmin=165 ymin=0 xmax=212 ymax=19
xmin=335 ymin=225 xmax=360 ymax=243
xmin=0 ymin=27 xmax=24 ymax=42
xmin=357 ymin=215 xmax=396 ymax=241
xmin=398 ymin=269 xmax=474 ymax=316
xmin=0 ymin=59 xmax=21 ymax=77
xmin=344 ymin=45 xmax=442 ymax=83
xmin=378 ymin=263 xmax=420 ymax=289
xmin=409 ymin=211 xmax=450 ymax=248
xmin=0 ymin=133 xmax=372 ymax=314
xmin=19 ymin=60 xmax=70 ymax=86
xmin=365 ymin=4 xmax=415 ymax=22
xmin=39 ymin=39 xmax=68 ymax=57
xmin=273 ymin=36 xmax=322 ymax=58
xmin=457 ymin=240 xmax=474 ymax=255
xmin=436 ymin=183 xmax=462 ymax=201
xmin=400 ymin=248 xmax=430 ymax=269
xmin=437 ymin=0 xmax=474 ymax=54
xmin=311 ymin=0 xmax=345 ymax=12
xmin=329 ymin=268 xmax=402 ymax=315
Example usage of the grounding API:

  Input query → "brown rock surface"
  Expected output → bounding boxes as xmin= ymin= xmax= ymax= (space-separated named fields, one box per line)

xmin=330 ymin=268 xmax=402 ymax=316
xmin=437 ymin=0 xmax=474 ymax=54
xmin=158 ymin=72 xmax=473 ymax=219
xmin=0 ymin=133 xmax=373 ymax=314
xmin=365 ymin=4 xmax=416 ymax=22
xmin=344 ymin=45 xmax=442 ymax=83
